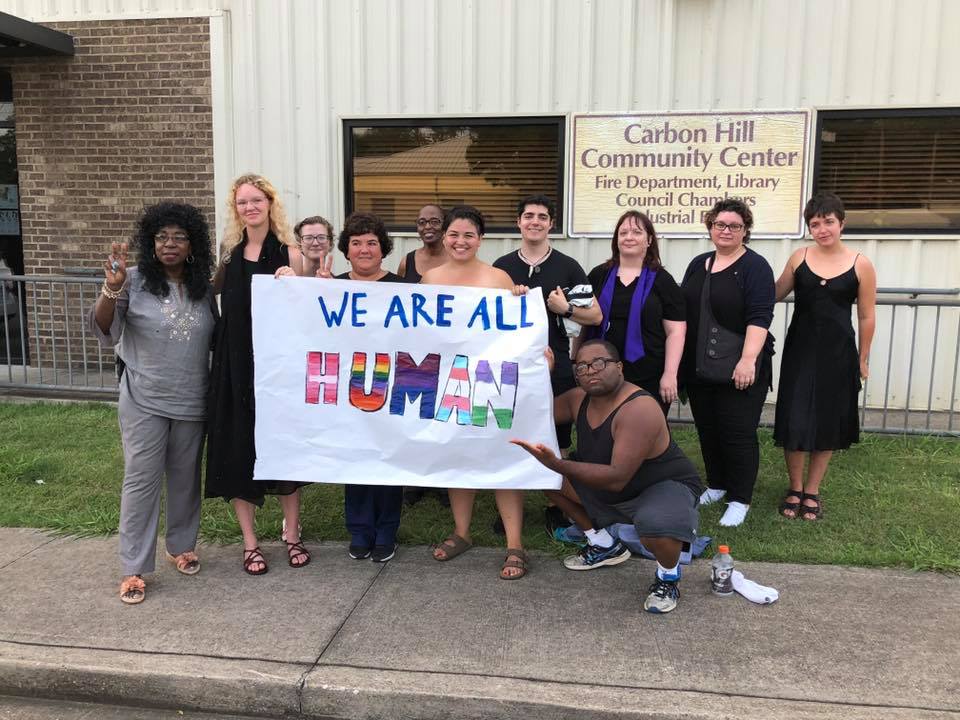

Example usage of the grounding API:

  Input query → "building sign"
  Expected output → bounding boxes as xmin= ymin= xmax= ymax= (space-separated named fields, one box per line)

xmin=570 ymin=111 xmax=810 ymax=237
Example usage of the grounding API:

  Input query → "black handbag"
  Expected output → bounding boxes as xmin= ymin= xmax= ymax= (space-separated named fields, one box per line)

xmin=695 ymin=254 xmax=751 ymax=384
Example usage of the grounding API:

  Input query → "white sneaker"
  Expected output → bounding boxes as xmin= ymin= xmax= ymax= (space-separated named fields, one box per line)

xmin=719 ymin=501 xmax=750 ymax=527
xmin=699 ymin=488 xmax=727 ymax=506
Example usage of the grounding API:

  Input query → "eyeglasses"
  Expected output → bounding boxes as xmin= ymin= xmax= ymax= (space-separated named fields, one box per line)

xmin=711 ymin=222 xmax=745 ymax=233
xmin=236 ymin=198 xmax=268 ymax=209
xmin=300 ymin=234 xmax=330 ymax=245
xmin=416 ymin=218 xmax=443 ymax=229
xmin=573 ymin=357 xmax=618 ymax=376
xmin=154 ymin=233 xmax=189 ymax=245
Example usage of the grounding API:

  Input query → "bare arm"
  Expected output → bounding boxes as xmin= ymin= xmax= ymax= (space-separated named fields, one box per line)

xmin=775 ymin=249 xmax=803 ymax=302
xmin=397 ymin=254 xmax=407 ymax=278
xmin=93 ymin=242 xmax=128 ymax=336
xmin=546 ymin=286 xmax=602 ymax=326
xmin=659 ymin=319 xmax=685 ymax=404
xmin=855 ymin=255 xmax=877 ymax=379
xmin=512 ymin=397 xmax=661 ymax=492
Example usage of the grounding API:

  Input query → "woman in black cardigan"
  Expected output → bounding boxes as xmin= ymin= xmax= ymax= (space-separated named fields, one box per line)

xmin=680 ymin=199 xmax=775 ymax=527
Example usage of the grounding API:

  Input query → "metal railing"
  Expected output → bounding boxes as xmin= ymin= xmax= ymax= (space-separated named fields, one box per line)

xmin=2 ymin=274 xmax=959 ymax=436
xmin=1 ymin=275 xmax=119 ymax=399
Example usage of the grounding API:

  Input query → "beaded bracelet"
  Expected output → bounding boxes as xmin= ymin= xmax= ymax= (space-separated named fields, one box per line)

xmin=101 ymin=282 xmax=124 ymax=300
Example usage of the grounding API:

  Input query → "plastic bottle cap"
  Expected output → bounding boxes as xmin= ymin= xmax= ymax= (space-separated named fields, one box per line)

xmin=718 ymin=545 xmax=730 ymax=554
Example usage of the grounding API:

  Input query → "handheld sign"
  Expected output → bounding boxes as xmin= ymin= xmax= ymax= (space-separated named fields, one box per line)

xmin=251 ymin=276 xmax=562 ymax=489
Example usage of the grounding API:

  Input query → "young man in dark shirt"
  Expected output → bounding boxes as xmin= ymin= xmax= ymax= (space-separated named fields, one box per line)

xmin=512 ymin=340 xmax=702 ymax=614
xmin=493 ymin=196 xmax=601 ymax=532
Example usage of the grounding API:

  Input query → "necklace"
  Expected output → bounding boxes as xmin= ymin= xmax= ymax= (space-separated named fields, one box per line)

xmin=518 ymin=247 xmax=553 ymax=278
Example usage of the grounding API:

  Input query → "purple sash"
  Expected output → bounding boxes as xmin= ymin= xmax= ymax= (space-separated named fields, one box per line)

xmin=589 ymin=265 xmax=657 ymax=362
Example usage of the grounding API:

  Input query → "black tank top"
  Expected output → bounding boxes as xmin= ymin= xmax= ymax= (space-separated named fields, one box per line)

xmin=402 ymin=250 xmax=421 ymax=283
xmin=575 ymin=389 xmax=702 ymax=503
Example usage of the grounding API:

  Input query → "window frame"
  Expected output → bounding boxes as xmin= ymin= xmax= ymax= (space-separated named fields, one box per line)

xmin=812 ymin=106 xmax=960 ymax=236
xmin=342 ymin=115 xmax=567 ymax=234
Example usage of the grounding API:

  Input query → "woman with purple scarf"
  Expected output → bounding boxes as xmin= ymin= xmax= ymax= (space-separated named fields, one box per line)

xmin=584 ymin=210 xmax=686 ymax=416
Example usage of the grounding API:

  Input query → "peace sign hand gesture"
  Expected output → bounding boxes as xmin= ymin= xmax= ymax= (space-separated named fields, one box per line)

xmin=315 ymin=250 xmax=334 ymax=279
xmin=103 ymin=242 xmax=128 ymax=291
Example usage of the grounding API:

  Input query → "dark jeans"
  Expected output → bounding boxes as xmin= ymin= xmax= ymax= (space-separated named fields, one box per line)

xmin=686 ymin=370 xmax=769 ymax=505
xmin=344 ymin=484 xmax=403 ymax=547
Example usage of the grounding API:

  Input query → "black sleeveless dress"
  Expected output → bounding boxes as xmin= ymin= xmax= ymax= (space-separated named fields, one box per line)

xmin=774 ymin=258 xmax=861 ymax=451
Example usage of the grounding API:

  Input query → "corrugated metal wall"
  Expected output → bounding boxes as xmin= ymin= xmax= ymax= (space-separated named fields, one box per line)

xmin=4 ymin=0 xmax=959 ymax=410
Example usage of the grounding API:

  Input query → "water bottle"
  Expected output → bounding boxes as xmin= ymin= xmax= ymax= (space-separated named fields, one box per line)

xmin=710 ymin=544 xmax=734 ymax=596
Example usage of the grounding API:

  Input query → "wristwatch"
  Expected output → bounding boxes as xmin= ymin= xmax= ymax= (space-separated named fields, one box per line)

xmin=562 ymin=306 xmax=575 ymax=319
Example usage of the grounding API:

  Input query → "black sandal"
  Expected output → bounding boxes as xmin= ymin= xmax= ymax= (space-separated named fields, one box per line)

xmin=779 ymin=488 xmax=803 ymax=518
xmin=243 ymin=546 xmax=269 ymax=576
xmin=286 ymin=540 xmax=311 ymax=568
xmin=799 ymin=493 xmax=823 ymax=521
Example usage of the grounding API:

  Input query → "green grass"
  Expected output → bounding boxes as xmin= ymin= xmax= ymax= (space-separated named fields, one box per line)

xmin=1 ymin=401 xmax=958 ymax=572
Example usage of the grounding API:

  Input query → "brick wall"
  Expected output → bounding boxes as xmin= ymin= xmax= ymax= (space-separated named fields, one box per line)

xmin=3 ymin=17 xmax=215 ymax=373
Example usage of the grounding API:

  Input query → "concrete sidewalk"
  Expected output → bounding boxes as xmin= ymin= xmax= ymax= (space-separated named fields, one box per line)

xmin=0 ymin=528 xmax=957 ymax=719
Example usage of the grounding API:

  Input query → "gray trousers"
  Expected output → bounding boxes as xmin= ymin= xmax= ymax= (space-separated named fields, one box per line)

xmin=117 ymin=387 xmax=204 ymax=575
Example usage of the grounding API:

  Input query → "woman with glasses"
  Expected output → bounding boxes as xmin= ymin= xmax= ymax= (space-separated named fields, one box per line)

xmin=90 ymin=202 xmax=216 ymax=604
xmin=397 ymin=204 xmax=447 ymax=282
xmin=295 ymin=215 xmax=334 ymax=277
xmin=205 ymin=174 xmax=310 ymax=576
xmin=583 ymin=210 xmax=686 ymax=416
xmin=679 ymin=199 xmax=775 ymax=527
xmin=420 ymin=205 xmax=532 ymax=580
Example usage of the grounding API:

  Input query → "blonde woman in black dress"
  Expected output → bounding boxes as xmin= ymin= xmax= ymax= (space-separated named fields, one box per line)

xmin=774 ymin=193 xmax=876 ymax=520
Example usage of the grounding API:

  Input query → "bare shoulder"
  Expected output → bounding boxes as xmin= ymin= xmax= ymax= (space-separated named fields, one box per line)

xmin=488 ymin=265 xmax=515 ymax=290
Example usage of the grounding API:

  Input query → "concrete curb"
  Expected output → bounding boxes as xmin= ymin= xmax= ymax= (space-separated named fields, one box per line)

xmin=2 ymin=641 xmax=957 ymax=720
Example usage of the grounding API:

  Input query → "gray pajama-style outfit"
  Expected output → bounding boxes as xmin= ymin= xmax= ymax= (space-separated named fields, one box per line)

xmin=90 ymin=268 xmax=215 ymax=575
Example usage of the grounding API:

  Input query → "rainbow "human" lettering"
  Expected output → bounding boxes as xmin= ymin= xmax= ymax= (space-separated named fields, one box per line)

xmin=350 ymin=352 xmax=390 ymax=411
xmin=304 ymin=351 xmax=521 ymax=430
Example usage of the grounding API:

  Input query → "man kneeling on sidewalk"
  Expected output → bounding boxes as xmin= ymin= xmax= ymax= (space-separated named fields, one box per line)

xmin=512 ymin=339 xmax=703 ymax=614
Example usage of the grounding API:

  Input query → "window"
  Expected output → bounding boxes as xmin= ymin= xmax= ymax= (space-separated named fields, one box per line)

xmin=343 ymin=117 xmax=565 ymax=233
xmin=813 ymin=108 xmax=960 ymax=233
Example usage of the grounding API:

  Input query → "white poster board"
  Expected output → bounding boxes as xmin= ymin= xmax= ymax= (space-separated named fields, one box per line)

xmin=251 ymin=276 xmax=562 ymax=489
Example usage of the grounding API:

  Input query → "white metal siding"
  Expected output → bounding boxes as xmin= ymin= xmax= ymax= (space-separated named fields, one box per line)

xmin=3 ymin=0 xmax=959 ymax=409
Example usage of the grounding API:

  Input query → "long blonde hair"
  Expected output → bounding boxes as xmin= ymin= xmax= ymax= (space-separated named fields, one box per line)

xmin=220 ymin=173 xmax=296 ymax=260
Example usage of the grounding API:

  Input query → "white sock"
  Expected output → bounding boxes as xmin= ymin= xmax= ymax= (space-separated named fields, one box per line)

xmin=699 ymin=488 xmax=726 ymax=506
xmin=584 ymin=528 xmax=614 ymax=548
xmin=656 ymin=562 xmax=680 ymax=581
xmin=719 ymin=501 xmax=750 ymax=527
xmin=732 ymin=570 xmax=779 ymax=604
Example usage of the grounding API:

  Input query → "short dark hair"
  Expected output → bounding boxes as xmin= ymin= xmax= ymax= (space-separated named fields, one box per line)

xmin=338 ymin=212 xmax=392 ymax=258
xmin=804 ymin=192 xmax=846 ymax=225
xmin=516 ymin=195 xmax=556 ymax=220
xmin=442 ymin=205 xmax=485 ymax=236
xmin=606 ymin=210 xmax=662 ymax=271
xmin=704 ymin=199 xmax=754 ymax=243
xmin=576 ymin=338 xmax=621 ymax=363
xmin=295 ymin=215 xmax=334 ymax=239
xmin=135 ymin=202 xmax=213 ymax=301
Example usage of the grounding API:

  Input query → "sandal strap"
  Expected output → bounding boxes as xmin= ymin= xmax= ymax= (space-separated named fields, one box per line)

xmin=243 ymin=546 xmax=266 ymax=566
xmin=120 ymin=575 xmax=145 ymax=593
xmin=504 ymin=548 xmax=529 ymax=564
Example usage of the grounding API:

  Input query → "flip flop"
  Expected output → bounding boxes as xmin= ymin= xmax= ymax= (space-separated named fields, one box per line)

xmin=432 ymin=533 xmax=472 ymax=561
xmin=167 ymin=550 xmax=200 ymax=575
xmin=119 ymin=575 xmax=145 ymax=605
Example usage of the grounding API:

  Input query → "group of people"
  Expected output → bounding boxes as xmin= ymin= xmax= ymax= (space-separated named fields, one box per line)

xmin=91 ymin=173 xmax=876 ymax=615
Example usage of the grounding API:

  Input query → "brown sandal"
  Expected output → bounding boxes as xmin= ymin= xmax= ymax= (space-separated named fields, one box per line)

xmin=286 ymin=540 xmax=311 ymax=568
xmin=432 ymin=533 xmax=472 ymax=561
xmin=243 ymin=546 xmax=269 ymax=576
xmin=499 ymin=548 xmax=529 ymax=580
xmin=119 ymin=575 xmax=145 ymax=605
xmin=167 ymin=550 xmax=200 ymax=575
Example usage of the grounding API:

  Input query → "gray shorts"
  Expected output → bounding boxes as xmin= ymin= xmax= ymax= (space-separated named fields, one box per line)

xmin=570 ymin=479 xmax=700 ymax=544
